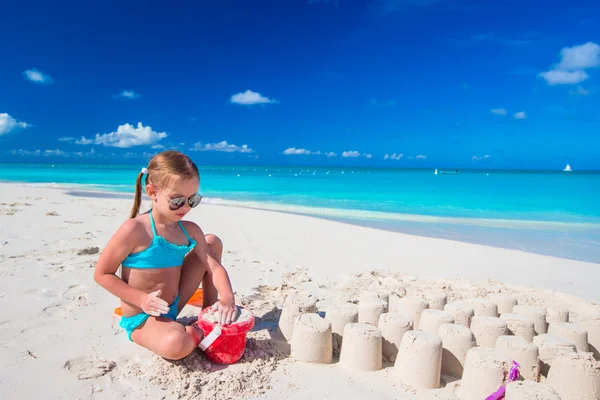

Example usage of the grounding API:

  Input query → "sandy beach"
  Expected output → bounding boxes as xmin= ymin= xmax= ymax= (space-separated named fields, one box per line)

xmin=1 ymin=182 xmax=599 ymax=400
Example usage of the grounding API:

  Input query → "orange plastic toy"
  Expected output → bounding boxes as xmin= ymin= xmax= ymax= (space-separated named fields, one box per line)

xmin=113 ymin=288 xmax=203 ymax=316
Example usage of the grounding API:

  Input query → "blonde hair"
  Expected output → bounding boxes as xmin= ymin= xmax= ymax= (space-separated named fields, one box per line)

xmin=130 ymin=151 xmax=200 ymax=218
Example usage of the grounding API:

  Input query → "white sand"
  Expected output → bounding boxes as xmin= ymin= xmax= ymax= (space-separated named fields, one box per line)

xmin=1 ymin=182 xmax=600 ymax=399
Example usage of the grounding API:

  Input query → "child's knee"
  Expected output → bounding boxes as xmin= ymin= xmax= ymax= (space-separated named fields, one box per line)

xmin=205 ymin=234 xmax=223 ymax=257
xmin=158 ymin=330 xmax=194 ymax=360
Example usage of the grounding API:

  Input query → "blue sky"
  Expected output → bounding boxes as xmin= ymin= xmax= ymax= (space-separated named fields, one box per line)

xmin=1 ymin=0 xmax=599 ymax=169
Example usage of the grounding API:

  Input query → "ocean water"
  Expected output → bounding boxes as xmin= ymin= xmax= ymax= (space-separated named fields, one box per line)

xmin=2 ymin=163 xmax=599 ymax=262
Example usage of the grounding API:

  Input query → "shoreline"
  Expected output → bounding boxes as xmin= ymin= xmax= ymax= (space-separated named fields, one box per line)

xmin=5 ymin=180 xmax=599 ymax=263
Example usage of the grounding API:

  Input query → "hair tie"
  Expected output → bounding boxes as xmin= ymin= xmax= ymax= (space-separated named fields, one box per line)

xmin=141 ymin=167 xmax=149 ymax=175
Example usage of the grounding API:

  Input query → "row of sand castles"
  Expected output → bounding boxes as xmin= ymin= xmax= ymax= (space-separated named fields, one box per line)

xmin=277 ymin=290 xmax=600 ymax=400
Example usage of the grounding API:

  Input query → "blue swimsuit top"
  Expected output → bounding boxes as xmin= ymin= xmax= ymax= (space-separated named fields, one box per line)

xmin=122 ymin=212 xmax=196 ymax=269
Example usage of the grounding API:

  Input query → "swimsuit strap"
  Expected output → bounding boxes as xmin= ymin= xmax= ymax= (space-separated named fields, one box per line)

xmin=149 ymin=211 xmax=158 ymax=237
xmin=178 ymin=221 xmax=193 ymax=242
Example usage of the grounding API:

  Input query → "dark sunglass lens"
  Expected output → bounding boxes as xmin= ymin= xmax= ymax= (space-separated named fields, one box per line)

xmin=169 ymin=198 xmax=186 ymax=210
xmin=189 ymin=195 xmax=202 ymax=208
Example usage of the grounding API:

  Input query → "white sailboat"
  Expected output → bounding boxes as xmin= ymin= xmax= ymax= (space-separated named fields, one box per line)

xmin=434 ymin=168 xmax=438 ymax=175
xmin=563 ymin=164 xmax=572 ymax=172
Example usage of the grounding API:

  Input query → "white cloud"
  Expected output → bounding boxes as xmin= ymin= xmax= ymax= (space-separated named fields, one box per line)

xmin=473 ymin=154 xmax=491 ymax=161
xmin=283 ymin=147 xmax=312 ymax=155
xmin=10 ymin=148 xmax=66 ymax=156
xmin=570 ymin=86 xmax=590 ymax=96
xmin=416 ymin=155 xmax=427 ymax=159
xmin=539 ymin=42 xmax=599 ymax=85
xmin=539 ymin=69 xmax=589 ymax=85
xmin=0 ymin=113 xmax=30 ymax=135
xmin=384 ymin=153 xmax=403 ymax=160
xmin=364 ymin=154 xmax=373 ymax=159
xmin=114 ymin=90 xmax=141 ymax=99
xmin=325 ymin=152 xmax=337 ymax=157
xmin=230 ymin=90 xmax=277 ymax=105
xmin=189 ymin=141 xmax=253 ymax=153
xmin=557 ymin=42 xmax=600 ymax=70
xmin=58 ymin=137 xmax=75 ymax=142
xmin=514 ymin=111 xmax=527 ymax=120
xmin=76 ymin=122 xmax=167 ymax=148
xmin=342 ymin=151 xmax=360 ymax=158
xmin=22 ymin=68 xmax=53 ymax=84
xmin=151 ymin=144 xmax=165 ymax=149
xmin=491 ymin=108 xmax=507 ymax=116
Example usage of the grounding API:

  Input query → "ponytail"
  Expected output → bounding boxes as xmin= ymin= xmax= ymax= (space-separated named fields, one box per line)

xmin=130 ymin=172 xmax=144 ymax=218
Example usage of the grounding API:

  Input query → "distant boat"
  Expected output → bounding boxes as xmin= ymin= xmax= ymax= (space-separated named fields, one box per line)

xmin=563 ymin=164 xmax=572 ymax=172
xmin=434 ymin=169 xmax=438 ymax=175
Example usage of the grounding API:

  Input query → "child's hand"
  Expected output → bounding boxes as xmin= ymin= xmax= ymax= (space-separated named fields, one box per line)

xmin=141 ymin=290 xmax=170 ymax=317
xmin=211 ymin=299 xmax=237 ymax=325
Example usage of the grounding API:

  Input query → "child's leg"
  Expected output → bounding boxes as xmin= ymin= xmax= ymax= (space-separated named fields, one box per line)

xmin=131 ymin=317 xmax=204 ymax=360
xmin=178 ymin=234 xmax=224 ymax=313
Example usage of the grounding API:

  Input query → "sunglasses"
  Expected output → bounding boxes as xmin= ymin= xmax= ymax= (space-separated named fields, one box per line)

xmin=156 ymin=189 xmax=202 ymax=210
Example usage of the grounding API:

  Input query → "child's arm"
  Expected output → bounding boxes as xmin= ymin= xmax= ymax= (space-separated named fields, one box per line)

xmin=186 ymin=222 xmax=236 ymax=323
xmin=93 ymin=219 xmax=170 ymax=316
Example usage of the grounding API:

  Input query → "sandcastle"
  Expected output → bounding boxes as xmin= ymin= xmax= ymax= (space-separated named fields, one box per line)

xmin=325 ymin=302 xmax=358 ymax=351
xmin=275 ymin=289 xmax=600 ymax=398
xmin=418 ymin=309 xmax=454 ymax=334
xmin=390 ymin=296 xmax=429 ymax=328
xmin=358 ymin=298 xmax=387 ymax=326
xmin=468 ymin=298 xmax=498 ymax=317
xmin=546 ymin=352 xmax=600 ymax=400
xmin=444 ymin=301 xmax=474 ymax=327
xmin=438 ymin=323 xmax=475 ymax=378
xmin=489 ymin=293 xmax=518 ymax=315
xmin=546 ymin=306 xmax=569 ymax=324
xmin=501 ymin=313 xmax=535 ymax=342
xmin=505 ymin=381 xmax=561 ymax=400
xmin=495 ymin=336 xmax=539 ymax=381
xmin=533 ymin=333 xmax=577 ymax=377
xmin=578 ymin=312 xmax=600 ymax=360
xmin=513 ymin=305 xmax=547 ymax=335
xmin=278 ymin=293 xmax=317 ymax=341
xmin=548 ymin=321 xmax=589 ymax=352
xmin=457 ymin=347 xmax=512 ymax=400
xmin=470 ymin=316 xmax=507 ymax=347
xmin=392 ymin=331 xmax=442 ymax=389
xmin=339 ymin=323 xmax=383 ymax=371
xmin=378 ymin=312 xmax=413 ymax=362
xmin=290 ymin=313 xmax=332 ymax=364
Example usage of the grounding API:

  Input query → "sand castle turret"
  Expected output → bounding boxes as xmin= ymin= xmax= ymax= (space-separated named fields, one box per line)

xmin=533 ymin=334 xmax=577 ymax=377
xmin=339 ymin=323 xmax=383 ymax=371
xmin=438 ymin=323 xmax=475 ymax=378
xmin=444 ymin=301 xmax=474 ymax=327
xmin=495 ymin=336 xmax=540 ymax=381
xmin=392 ymin=331 xmax=442 ymax=389
xmin=514 ymin=305 xmax=547 ymax=335
xmin=390 ymin=296 xmax=429 ymax=328
xmin=418 ymin=309 xmax=454 ymax=334
xmin=548 ymin=322 xmax=589 ymax=352
xmin=489 ymin=293 xmax=518 ymax=315
xmin=325 ymin=302 xmax=358 ymax=352
xmin=468 ymin=298 xmax=498 ymax=317
xmin=457 ymin=347 xmax=512 ymax=400
xmin=378 ymin=312 xmax=413 ymax=362
xmin=470 ymin=316 xmax=508 ymax=348
xmin=546 ymin=352 xmax=600 ymax=400
xmin=291 ymin=314 xmax=332 ymax=364
xmin=501 ymin=313 xmax=535 ymax=342
xmin=505 ymin=381 xmax=561 ymax=399
xmin=278 ymin=293 xmax=317 ymax=341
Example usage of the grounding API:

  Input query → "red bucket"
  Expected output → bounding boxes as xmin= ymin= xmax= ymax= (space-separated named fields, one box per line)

xmin=197 ymin=306 xmax=254 ymax=364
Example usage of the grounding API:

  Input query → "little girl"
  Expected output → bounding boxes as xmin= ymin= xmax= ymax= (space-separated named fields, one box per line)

xmin=94 ymin=150 xmax=236 ymax=360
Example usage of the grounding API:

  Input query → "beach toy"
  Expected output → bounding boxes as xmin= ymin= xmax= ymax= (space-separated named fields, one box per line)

xmin=197 ymin=305 xmax=254 ymax=365
xmin=113 ymin=288 xmax=203 ymax=316
xmin=484 ymin=361 xmax=521 ymax=400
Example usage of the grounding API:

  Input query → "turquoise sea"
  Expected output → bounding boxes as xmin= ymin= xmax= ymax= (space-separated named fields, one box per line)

xmin=1 ymin=164 xmax=599 ymax=263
